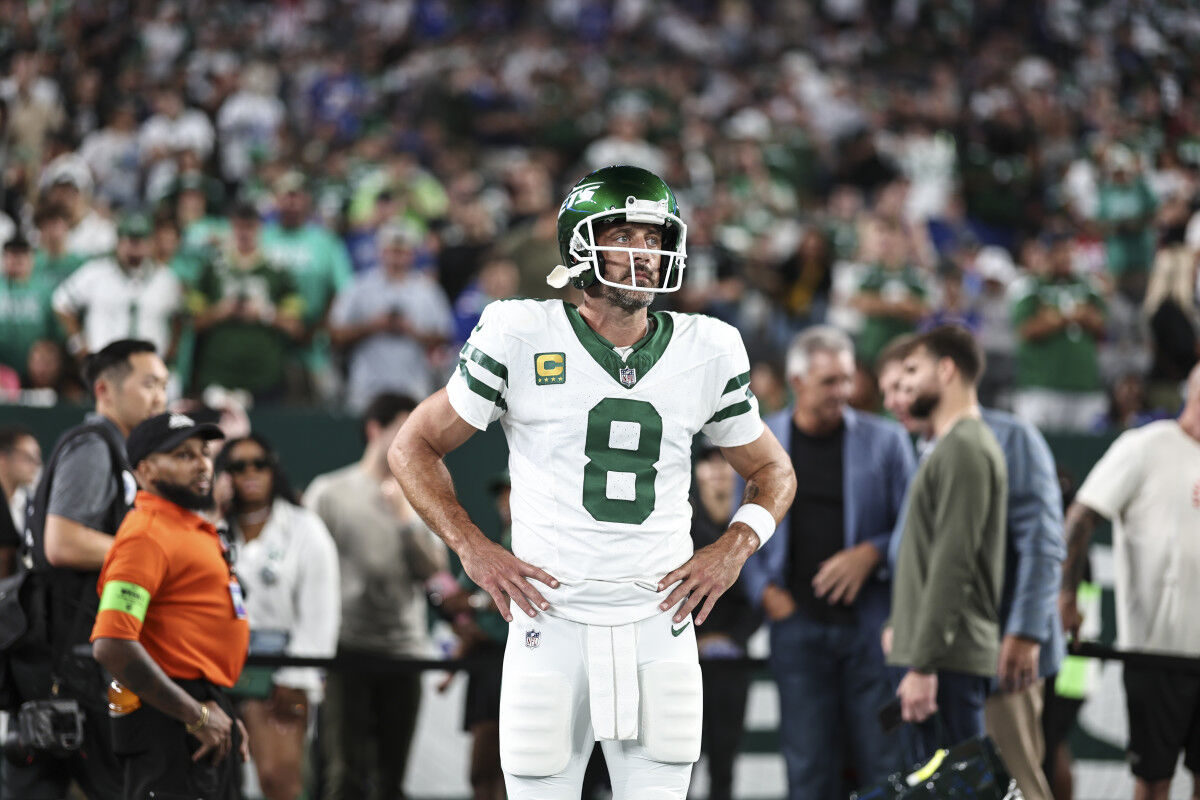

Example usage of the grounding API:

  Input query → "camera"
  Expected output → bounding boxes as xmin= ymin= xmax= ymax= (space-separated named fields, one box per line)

xmin=2 ymin=699 xmax=84 ymax=764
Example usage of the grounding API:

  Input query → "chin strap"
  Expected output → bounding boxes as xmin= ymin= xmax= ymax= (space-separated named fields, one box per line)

xmin=546 ymin=262 xmax=590 ymax=289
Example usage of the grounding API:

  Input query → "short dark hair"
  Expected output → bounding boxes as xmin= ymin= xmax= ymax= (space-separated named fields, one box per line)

xmin=912 ymin=325 xmax=985 ymax=385
xmin=81 ymin=339 xmax=158 ymax=391
xmin=874 ymin=333 xmax=919 ymax=374
xmin=361 ymin=392 xmax=419 ymax=442
xmin=0 ymin=425 xmax=35 ymax=453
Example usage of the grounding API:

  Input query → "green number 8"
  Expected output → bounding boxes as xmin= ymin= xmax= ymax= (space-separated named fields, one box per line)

xmin=582 ymin=397 xmax=663 ymax=524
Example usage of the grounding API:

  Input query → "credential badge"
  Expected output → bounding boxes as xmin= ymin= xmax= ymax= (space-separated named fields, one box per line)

xmin=618 ymin=366 xmax=637 ymax=387
xmin=525 ymin=629 xmax=541 ymax=649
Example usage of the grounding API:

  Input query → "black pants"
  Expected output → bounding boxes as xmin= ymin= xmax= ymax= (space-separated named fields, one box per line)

xmin=1 ymin=655 xmax=122 ymax=800
xmin=321 ymin=653 xmax=421 ymax=800
xmin=700 ymin=660 xmax=753 ymax=800
xmin=111 ymin=680 xmax=242 ymax=800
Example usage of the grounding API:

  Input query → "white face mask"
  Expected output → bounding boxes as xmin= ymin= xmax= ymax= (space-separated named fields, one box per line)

xmin=547 ymin=199 xmax=688 ymax=292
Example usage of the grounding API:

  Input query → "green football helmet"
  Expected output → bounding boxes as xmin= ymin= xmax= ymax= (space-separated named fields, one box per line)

xmin=548 ymin=165 xmax=687 ymax=292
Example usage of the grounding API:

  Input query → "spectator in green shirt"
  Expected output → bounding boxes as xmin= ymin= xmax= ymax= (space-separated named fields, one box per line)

xmin=1096 ymin=144 xmax=1157 ymax=301
xmin=850 ymin=221 xmax=929 ymax=366
xmin=1011 ymin=234 xmax=1107 ymax=432
xmin=259 ymin=170 xmax=353 ymax=402
xmin=0 ymin=235 xmax=59 ymax=382
xmin=32 ymin=202 xmax=87 ymax=281
xmin=176 ymin=170 xmax=230 ymax=257
xmin=190 ymin=203 xmax=305 ymax=403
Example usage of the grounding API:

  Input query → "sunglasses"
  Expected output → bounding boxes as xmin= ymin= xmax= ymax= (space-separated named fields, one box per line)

xmin=226 ymin=458 xmax=271 ymax=474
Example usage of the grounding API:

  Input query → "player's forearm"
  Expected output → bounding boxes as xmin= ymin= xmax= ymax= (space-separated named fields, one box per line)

xmin=738 ymin=459 xmax=796 ymax=527
xmin=1061 ymin=501 xmax=1099 ymax=593
xmin=389 ymin=429 xmax=488 ymax=560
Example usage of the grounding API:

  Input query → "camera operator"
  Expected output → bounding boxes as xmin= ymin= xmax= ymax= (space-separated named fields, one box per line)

xmin=3 ymin=339 xmax=166 ymax=800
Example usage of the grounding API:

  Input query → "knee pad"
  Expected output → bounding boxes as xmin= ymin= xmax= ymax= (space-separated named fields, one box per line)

xmin=499 ymin=672 xmax=573 ymax=777
xmin=639 ymin=661 xmax=702 ymax=764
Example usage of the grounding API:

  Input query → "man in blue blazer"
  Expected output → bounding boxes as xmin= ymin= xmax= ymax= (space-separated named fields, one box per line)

xmin=878 ymin=336 xmax=1064 ymax=800
xmin=740 ymin=327 xmax=915 ymax=800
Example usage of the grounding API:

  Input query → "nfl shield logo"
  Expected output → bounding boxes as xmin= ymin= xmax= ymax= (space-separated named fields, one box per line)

xmin=618 ymin=366 xmax=637 ymax=387
xmin=525 ymin=629 xmax=541 ymax=649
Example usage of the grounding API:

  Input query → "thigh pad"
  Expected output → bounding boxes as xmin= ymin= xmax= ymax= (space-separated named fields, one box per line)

xmin=499 ymin=672 xmax=573 ymax=777
xmin=639 ymin=661 xmax=702 ymax=764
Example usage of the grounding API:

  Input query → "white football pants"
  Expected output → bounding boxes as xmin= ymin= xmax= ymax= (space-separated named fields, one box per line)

xmin=499 ymin=606 xmax=702 ymax=799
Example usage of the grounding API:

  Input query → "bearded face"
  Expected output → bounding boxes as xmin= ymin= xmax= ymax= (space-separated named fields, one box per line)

xmin=900 ymin=347 xmax=943 ymax=420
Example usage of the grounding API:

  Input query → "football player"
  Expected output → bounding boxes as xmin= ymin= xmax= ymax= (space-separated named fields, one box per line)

xmin=390 ymin=165 xmax=796 ymax=798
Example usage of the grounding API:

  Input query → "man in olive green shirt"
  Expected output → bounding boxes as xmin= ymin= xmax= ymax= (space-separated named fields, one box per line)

xmin=886 ymin=325 xmax=1007 ymax=762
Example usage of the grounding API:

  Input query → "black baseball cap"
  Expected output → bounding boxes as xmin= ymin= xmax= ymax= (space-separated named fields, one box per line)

xmin=127 ymin=412 xmax=224 ymax=467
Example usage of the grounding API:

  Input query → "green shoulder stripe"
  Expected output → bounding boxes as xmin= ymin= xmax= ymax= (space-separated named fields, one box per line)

xmin=98 ymin=580 xmax=152 ymax=622
xmin=457 ymin=359 xmax=508 ymax=411
xmin=707 ymin=399 xmax=753 ymax=425
xmin=461 ymin=342 xmax=508 ymax=381
xmin=721 ymin=371 xmax=751 ymax=396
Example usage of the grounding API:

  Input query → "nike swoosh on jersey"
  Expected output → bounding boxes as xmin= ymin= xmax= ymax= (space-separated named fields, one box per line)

xmin=671 ymin=621 xmax=691 ymax=637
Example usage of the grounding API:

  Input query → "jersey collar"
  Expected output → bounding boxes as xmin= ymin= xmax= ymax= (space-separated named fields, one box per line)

xmin=563 ymin=302 xmax=673 ymax=390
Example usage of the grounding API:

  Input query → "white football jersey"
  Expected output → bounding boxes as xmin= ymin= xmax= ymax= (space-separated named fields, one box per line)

xmin=446 ymin=299 xmax=763 ymax=625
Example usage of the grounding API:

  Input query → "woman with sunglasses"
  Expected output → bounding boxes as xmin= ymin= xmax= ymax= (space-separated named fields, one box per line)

xmin=214 ymin=434 xmax=339 ymax=800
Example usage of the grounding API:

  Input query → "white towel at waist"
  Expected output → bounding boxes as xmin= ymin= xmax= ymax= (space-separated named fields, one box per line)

xmin=586 ymin=622 xmax=639 ymax=741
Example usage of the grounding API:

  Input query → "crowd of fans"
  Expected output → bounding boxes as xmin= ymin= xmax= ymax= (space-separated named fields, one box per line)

xmin=3 ymin=0 xmax=1200 ymax=432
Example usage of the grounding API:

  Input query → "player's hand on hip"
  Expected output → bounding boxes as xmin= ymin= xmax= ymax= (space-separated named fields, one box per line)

xmin=460 ymin=534 xmax=558 ymax=622
xmin=657 ymin=537 xmax=748 ymax=626
xmin=191 ymin=701 xmax=235 ymax=764
xmin=997 ymin=634 xmax=1040 ymax=693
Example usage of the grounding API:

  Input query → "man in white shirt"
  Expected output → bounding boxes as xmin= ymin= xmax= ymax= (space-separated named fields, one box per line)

xmin=38 ymin=154 xmax=118 ymax=259
xmin=1061 ymin=363 xmax=1200 ymax=800
xmin=139 ymin=86 xmax=215 ymax=202
xmin=329 ymin=222 xmax=454 ymax=410
xmin=216 ymin=66 xmax=284 ymax=183
xmin=53 ymin=213 xmax=183 ymax=361
xmin=80 ymin=101 xmax=142 ymax=210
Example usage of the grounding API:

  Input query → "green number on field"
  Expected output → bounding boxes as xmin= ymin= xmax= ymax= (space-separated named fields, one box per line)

xmin=582 ymin=397 xmax=663 ymax=524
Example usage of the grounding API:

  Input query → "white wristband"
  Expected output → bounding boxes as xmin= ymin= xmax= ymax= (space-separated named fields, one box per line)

xmin=730 ymin=503 xmax=776 ymax=550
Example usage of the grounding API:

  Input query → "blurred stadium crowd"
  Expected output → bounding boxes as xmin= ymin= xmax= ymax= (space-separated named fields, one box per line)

xmin=3 ymin=0 xmax=1200 ymax=426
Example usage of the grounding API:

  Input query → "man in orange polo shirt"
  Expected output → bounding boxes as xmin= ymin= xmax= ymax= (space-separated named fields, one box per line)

xmin=91 ymin=412 xmax=251 ymax=800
